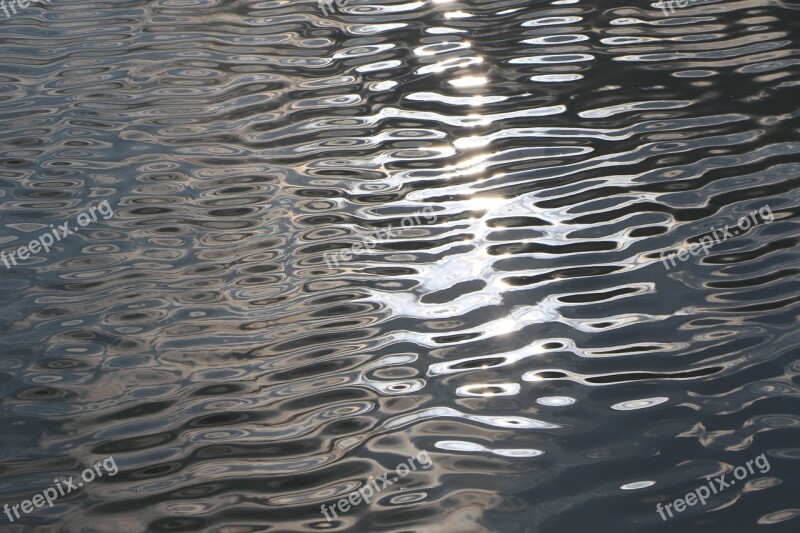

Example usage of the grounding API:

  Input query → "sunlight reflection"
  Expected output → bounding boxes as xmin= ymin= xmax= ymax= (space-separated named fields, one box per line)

xmin=494 ymin=317 xmax=517 ymax=334
xmin=456 ymin=383 xmax=520 ymax=397
xmin=449 ymin=75 xmax=488 ymax=88
xmin=461 ymin=196 xmax=509 ymax=214
xmin=611 ymin=397 xmax=669 ymax=410
xmin=453 ymin=136 xmax=490 ymax=149
xmin=435 ymin=440 xmax=544 ymax=457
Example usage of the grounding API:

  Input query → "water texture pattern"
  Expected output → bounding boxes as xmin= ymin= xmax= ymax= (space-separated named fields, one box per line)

xmin=0 ymin=0 xmax=799 ymax=531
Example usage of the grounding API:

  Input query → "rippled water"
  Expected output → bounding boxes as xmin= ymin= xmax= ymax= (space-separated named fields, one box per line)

xmin=1 ymin=0 xmax=799 ymax=531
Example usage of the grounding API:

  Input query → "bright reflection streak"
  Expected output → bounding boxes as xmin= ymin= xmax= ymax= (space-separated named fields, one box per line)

xmin=369 ymin=80 xmax=398 ymax=91
xmin=536 ymin=396 xmax=576 ymax=406
xmin=436 ymin=440 xmax=544 ymax=457
xmin=426 ymin=27 xmax=465 ymax=34
xmin=494 ymin=317 xmax=517 ymax=334
xmin=461 ymin=196 xmax=508 ymax=213
xmin=453 ymin=136 xmax=490 ymax=149
xmin=621 ymin=481 xmax=656 ymax=490
xmin=611 ymin=397 xmax=669 ymax=410
xmin=456 ymin=383 xmax=520 ymax=397
xmin=417 ymin=56 xmax=482 ymax=75
xmin=470 ymin=95 xmax=490 ymax=106
xmin=445 ymin=10 xmax=473 ymax=18
xmin=414 ymin=41 xmax=472 ymax=57
xmin=448 ymin=152 xmax=489 ymax=176
xmin=449 ymin=75 xmax=488 ymax=88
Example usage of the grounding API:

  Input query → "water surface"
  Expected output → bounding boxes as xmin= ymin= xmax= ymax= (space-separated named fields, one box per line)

xmin=1 ymin=0 xmax=799 ymax=531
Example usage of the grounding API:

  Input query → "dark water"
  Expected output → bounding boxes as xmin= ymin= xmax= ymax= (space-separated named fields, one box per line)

xmin=1 ymin=0 xmax=799 ymax=531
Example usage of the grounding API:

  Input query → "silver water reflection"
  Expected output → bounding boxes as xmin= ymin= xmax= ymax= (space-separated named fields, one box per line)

xmin=0 ymin=0 xmax=799 ymax=531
